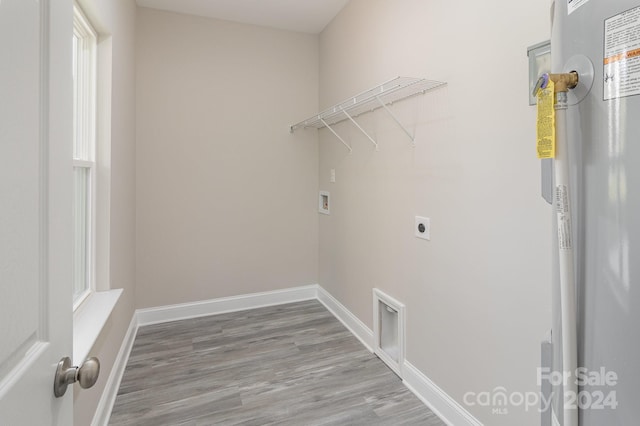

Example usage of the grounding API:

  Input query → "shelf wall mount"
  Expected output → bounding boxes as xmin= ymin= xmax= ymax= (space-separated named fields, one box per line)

xmin=290 ymin=76 xmax=447 ymax=152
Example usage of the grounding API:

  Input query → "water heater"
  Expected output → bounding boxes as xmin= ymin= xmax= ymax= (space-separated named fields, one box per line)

xmin=548 ymin=1 xmax=640 ymax=425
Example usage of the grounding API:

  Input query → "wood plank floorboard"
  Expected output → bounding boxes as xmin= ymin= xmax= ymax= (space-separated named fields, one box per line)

xmin=109 ymin=301 xmax=445 ymax=426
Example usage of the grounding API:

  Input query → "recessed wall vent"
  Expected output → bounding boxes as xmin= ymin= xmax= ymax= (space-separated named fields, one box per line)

xmin=373 ymin=288 xmax=405 ymax=377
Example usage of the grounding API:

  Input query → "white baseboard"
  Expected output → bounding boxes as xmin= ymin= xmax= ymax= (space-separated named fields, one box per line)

xmin=316 ymin=287 xmax=480 ymax=424
xmin=91 ymin=313 xmax=139 ymax=426
xmin=403 ymin=361 xmax=482 ymax=426
xmin=136 ymin=285 xmax=318 ymax=326
xmin=316 ymin=286 xmax=374 ymax=352
xmin=91 ymin=284 xmax=481 ymax=426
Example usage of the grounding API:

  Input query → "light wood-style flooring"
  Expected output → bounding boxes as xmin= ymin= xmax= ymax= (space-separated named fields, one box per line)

xmin=109 ymin=300 xmax=445 ymax=425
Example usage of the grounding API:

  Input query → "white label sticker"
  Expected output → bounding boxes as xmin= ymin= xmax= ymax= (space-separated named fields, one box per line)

xmin=555 ymin=185 xmax=572 ymax=250
xmin=568 ymin=0 xmax=590 ymax=15
xmin=604 ymin=6 xmax=640 ymax=100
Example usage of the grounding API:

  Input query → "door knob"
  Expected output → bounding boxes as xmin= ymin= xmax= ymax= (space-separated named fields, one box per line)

xmin=53 ymin=356 xmax=100 ymax=397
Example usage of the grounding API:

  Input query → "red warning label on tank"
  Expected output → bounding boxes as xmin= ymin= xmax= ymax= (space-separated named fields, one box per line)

xmin=604 ymin=6 xmax=640 ymax=100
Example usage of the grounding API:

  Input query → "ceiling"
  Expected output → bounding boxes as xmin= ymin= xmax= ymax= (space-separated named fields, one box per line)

xmin=135 ymin=0 xmax=350 ymax=34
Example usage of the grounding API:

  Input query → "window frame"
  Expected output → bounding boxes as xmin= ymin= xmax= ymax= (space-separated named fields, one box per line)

xmin=72 ymin=3 xmax=98 ymax=310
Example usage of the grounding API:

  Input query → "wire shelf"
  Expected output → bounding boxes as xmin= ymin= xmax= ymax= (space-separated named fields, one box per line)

xmin=290 ymin=77 xmax=446 ymax=132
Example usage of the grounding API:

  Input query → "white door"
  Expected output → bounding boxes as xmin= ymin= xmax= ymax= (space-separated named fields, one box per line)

xmin=0 ymin=0 xmax=74 ymax=424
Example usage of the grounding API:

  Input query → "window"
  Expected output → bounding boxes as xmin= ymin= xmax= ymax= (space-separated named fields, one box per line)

xmin=73 ymin=4 xmax=97 ymax=308
xmin=71 ymin=1 xmax=123 ymax=365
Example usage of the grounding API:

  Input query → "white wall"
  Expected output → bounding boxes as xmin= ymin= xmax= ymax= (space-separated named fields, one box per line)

xmin=71 ymin=1 xmax=554 ymax=423
xmin=72 ymin=0 xmax=137 ymax=425
xmin=318 ymin=1 xmax=552 ymax=424
xmin=135 ymin=9 xmax=319 ymax=308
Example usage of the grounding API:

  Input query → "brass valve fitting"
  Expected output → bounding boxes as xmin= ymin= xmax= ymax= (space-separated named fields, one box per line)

xmin=548 ymin=72 xmax=579 ymax=92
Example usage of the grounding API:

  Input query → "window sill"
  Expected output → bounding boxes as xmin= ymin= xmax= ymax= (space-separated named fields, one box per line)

xmin=73 ymin=288 xmax=123 ymax=363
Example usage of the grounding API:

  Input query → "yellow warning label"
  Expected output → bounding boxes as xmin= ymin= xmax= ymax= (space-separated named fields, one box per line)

xmin=536 ymin=79 xmax=555 ymax=159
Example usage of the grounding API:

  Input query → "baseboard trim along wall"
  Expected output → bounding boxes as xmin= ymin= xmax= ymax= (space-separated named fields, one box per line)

xmin=136 ymin=285 xmax=318 ymax=326
xmin=91 ymin=314 xmax=139 ymax=426
xmin=92 ymin=284 xmax=480 ymax=426
xmin=316 ymin=285 xmax=374 ymax=352
xmin=402 ymin=361 xmax=483 ymax=426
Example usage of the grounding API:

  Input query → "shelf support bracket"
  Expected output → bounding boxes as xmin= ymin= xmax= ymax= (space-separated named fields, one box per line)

xmin=375 ymin=96 xmax=415 ymax=146
xmin=320 ymin=118 xmax=352 ymax=153
xmin=339 ymin=107 xmax=379 ymax=151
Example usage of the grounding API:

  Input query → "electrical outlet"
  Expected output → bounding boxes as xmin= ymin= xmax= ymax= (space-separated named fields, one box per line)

xmin=330 ymin=169 xmax=336 ymax=183
xmin=415 ymin=216 xmax=430 ymax=240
